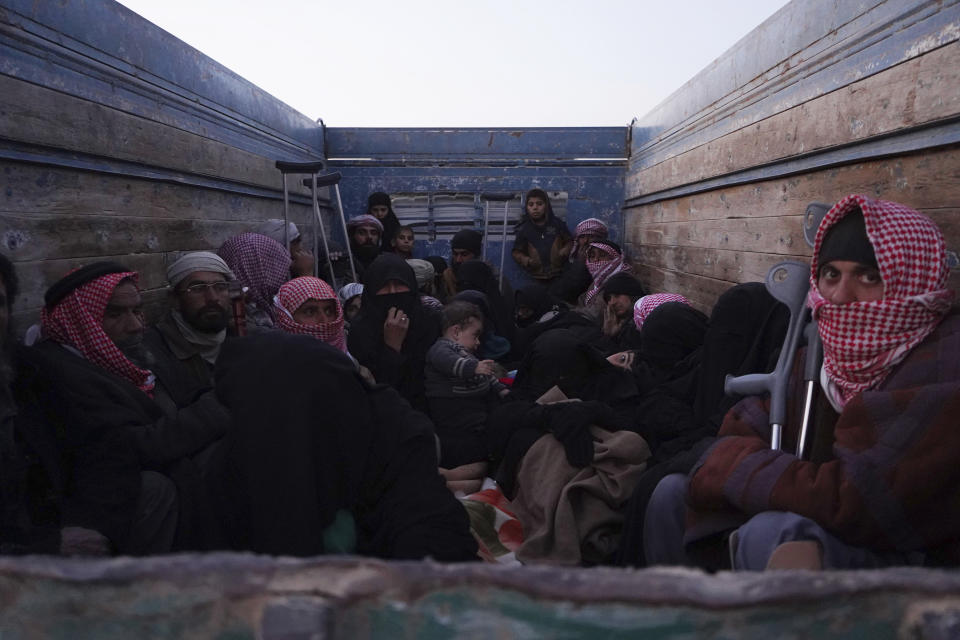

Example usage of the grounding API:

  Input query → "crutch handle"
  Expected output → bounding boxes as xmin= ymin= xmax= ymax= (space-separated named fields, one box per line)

xmin=301 ymin=172 xmax=343 ymax=188
xmin=724 ymin=372 xmax=772 ymax=397
xmin=275 ymin=160 xmax=326 ymax=174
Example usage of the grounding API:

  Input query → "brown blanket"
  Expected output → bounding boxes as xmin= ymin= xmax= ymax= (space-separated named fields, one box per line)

xmin=511 ymin=427 xmax=650 ymax=565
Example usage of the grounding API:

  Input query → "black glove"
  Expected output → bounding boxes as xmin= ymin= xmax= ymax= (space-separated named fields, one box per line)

xmin=545 ymin=401 xmax=622 ymax=468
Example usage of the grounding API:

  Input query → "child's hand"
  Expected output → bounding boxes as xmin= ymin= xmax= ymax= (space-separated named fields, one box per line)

xmin=474 ymin=359 xmax=496 ymax=376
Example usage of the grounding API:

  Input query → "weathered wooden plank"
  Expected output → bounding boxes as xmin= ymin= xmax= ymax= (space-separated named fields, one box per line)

xmin=627 ymin=146 xmax=960 ymax=224
xmin=0 ymin=161 xmax=317 ymax=223
xmin=634 ymin=264 xmax=734 ymax=314
xmin=0 ymin=75 xmax=311 ymax=191
xmin=628 ymin=215 xmax=808 ymax=256
xmin=0 ymin=213 xmax=258 ymax=261
xmin=10 ymin=253 xmax=169 ymax=312
xmin=626 ymin=42 xmax=960 ymax=198
xmin=631 ymin=245 xmax=800 ymax=285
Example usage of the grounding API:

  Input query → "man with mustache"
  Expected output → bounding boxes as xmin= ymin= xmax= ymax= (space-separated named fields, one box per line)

xmin=29 ymin=261 xmax=232 ymax=553
xmin=346 ymin=214 xmax=384 ymax=281
xmin=143 ymin=252 xmax=235 ymax=389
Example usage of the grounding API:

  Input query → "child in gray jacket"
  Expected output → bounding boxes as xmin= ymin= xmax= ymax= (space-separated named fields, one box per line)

xmin=425 ymin=301 xmax=509 ymax=467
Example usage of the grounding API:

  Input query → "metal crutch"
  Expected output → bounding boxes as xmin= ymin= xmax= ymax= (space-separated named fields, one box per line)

xmin=301 ymin=172 xmax=356 ymax=289
xmin=482 ymin=193 xmax=515 ymax=288
xmin=275 ymin=159 xmax=325 ymax=274
xmin=724 ymin=261 xmax=811 ymax=451
xmin=795 ymin=202 xmax=830 ymax=459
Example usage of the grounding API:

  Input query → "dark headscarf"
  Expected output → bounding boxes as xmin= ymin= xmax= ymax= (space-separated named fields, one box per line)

xmin=455 ymin=260 xmax=515 ymax=344
xmin=212 ymin=331 xmax=476 ymax=560
xmin=451 ymin=229 xmax=483 ymax=258
xmin=451 ymin=290 xmax=511 ymax=360
xmin=817 ymin=208 xmax=878 ymax=270
xmin=515 ymin=286 xmax=563 ymax=327
xmin=367 ymin=192 xmax=401 ymax=254
xmin=348 ymin=254 xmax=440 ymax=410
xmin=425 ymin=255 xmax=448 ymax=275
xmin=358 ymin=253 xmax=422 ymax=323
xmin=601 ymin=272 xmax=647 ymax=302
xmin=639 ymin=302 xmax=708 ymax=376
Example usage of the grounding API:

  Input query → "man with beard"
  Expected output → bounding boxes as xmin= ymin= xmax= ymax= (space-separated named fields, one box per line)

xmin=28 ymin=262 xmax=231 ymax=552
xmin=347 ymin=214 xmax=384 ymax=281
xmin=143 ymin=252 xmax=234 ymax=394
xmin=1 ymin=257 xmax=172 ymax=555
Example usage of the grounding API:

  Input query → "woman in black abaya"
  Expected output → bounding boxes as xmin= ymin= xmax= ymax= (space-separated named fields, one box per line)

xmin=347 ymin=254 xmax=441 ymax=412
xmin=211 ymin=331 xmax=477 ymax=560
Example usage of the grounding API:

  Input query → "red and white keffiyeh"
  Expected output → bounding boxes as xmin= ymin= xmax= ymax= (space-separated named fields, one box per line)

xmin=807 ymin=194 xmax=953 ymax=403
xmin=273 ymin=276 xmax=347 ymax=352
xmin=633 ymin=293 xmax=691 ymax=330
xmin=41 ymin=271 xmax=155 ymax=395
xmin=569 ymin=218 xmax=609 ymax=262
xmin=584 ymin=241 xmax=631 ymax=304
xmin=218 ymin=233 xmax=291 ymax=322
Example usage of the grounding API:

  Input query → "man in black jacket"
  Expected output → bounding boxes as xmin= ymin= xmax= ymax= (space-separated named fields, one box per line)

xmin=28 ymin=262 xmax=230 ymax=553
xmin=1 ymin=256 xmax=165 ymax=555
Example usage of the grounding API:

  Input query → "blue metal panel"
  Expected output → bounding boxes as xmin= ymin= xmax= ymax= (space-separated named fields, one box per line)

xmin=0 ymin=0 xmax=324 ymax=160
xmin=326 ymin=127 xmax=628 ymax=161
xmin=330 ymin=160 xmax=625 ymax=291
xmin=630 ymin=0 xmax=960 ymax=174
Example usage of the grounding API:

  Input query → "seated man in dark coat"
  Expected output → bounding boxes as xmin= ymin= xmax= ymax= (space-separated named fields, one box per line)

xmin=143 ymin=251 xmax=234 ymax=395
xmin=1 ymin=256 xmax=160 ymax=555
xmin=28 ymin=262 xmax=231 ymax=552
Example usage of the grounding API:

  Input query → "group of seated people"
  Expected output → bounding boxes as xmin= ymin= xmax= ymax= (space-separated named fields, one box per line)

xmin=1 ymin=192 xmax=957 ymax=572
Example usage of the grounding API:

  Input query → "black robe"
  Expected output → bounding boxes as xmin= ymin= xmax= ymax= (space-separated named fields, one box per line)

xmin=211 ymin=331 xmax=478 ymax=561
xmin=348 ymin=254 xmax=441 ymax=412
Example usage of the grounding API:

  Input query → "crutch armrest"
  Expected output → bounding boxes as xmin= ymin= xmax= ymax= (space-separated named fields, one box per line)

xmin=275 ymin=160 xmax=326 ymax=174
xmin=724 ymin=372 xmax=772 ymax=397
xmin=302 ymin=172 xmax=343 ymax=188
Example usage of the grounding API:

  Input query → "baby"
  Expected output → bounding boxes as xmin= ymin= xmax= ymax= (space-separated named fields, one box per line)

xmin=425 ymin=301 xmax=508 ymax=469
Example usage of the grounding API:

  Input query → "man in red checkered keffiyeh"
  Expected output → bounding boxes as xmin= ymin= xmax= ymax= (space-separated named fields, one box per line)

xmin=273 ymin=276 xmax=347 ymax=353
xmin=584 ymin=241 xmax=631 ymax=305
xmin=645 ymin=197 xmax=960 ymax=570
xmin=807 ymin=194 xmax=953 ymax=407
xmin=569 ymin=217 xmax=609 ymax=263
xmin=41 ymin=263 xmax=155 ymax=395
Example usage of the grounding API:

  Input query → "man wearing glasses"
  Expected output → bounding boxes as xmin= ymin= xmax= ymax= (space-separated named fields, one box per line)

xmin=144 ymin=252 xmax=235 ymax=390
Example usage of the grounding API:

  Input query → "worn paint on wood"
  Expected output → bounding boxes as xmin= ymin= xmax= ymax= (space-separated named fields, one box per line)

xmin=626 ymin=144 xmax=960 ymax=310
xmin=627 ymin=41 xmax=960 ymax=199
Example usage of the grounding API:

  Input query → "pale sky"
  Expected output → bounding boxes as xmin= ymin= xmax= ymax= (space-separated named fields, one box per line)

xmin=117 ymin=0 xmax=789 ymax=127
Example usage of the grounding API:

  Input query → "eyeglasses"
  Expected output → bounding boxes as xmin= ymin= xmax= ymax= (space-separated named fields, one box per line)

xmin=181 ymin=281 xmax=230 ymax=296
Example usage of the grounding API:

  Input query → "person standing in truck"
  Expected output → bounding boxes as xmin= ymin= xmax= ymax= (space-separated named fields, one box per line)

xmin=367 ymin=192 xmax=402 ymax=254
xmin=512 ymin=189 xmax=573 ymax=287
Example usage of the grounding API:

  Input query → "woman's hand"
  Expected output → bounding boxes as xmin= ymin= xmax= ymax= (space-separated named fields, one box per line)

xmin=383 ymin=307 xmax=409 ymax=352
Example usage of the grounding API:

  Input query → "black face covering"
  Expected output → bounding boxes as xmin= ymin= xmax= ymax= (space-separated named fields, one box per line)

xmin=357 ymin=254 xmax=422 ymax=326
xmin=367 ymin=291 xmax=417 ymax=322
